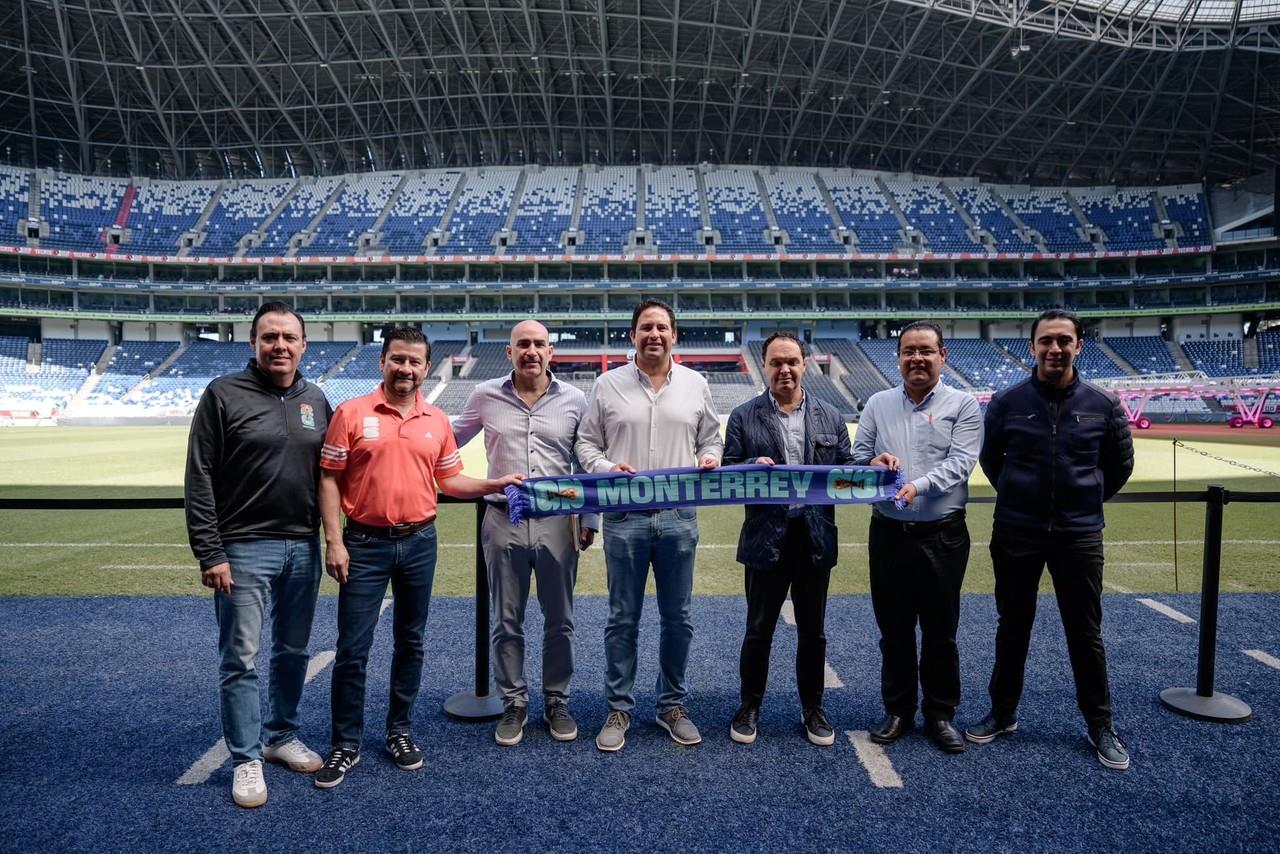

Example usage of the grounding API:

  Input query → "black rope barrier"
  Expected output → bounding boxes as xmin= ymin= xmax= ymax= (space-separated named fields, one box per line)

xmin=4 ymin=488 xmax=1278 ymax=725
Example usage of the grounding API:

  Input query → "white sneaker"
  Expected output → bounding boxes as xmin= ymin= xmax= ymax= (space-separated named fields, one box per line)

xmin=232 ymin=760 xmax=267 ymax=809
xmin=263 ymin=737 xmax=324 ymax=773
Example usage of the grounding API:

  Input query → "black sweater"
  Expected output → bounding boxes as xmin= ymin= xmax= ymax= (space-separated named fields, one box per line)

xmin=184 ymin=361 xmax=333 ymax=570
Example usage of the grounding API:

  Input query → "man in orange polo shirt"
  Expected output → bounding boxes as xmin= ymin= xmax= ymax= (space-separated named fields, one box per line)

xmin=313 ymin=326 xmax=522 ymax=789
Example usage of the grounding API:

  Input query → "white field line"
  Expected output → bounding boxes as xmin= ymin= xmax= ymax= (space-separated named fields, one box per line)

xmin=176 ymin=599 xmax=389 ymax=786
xmin=846 ymin=731 xmax=904 ymax=789
xmin=1243 ymin=649 xmax=1280 ymax=670
xmin=1137 ymin=598 xmax=1197 ymax=624
xmin=1102 ymin=581 xmax=1133 ymax=594
xmin=6 ymin=539 xmax=1280 ymax=549
xmin=779 ymin=600 xmax=846 ymax=689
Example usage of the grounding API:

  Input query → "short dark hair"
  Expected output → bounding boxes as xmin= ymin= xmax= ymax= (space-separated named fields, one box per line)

xmin=1031 ymin=308 xmax=1083 ymax=341
xmin=381 ymin=325 xmax=431 ymax=363
xmin=250 ymin=301 xmax=305 ymax=340
xmin=630 ymin=299 xmax=677 ymax=334
xmin=761 ymin=332 xmax=809 ymax=361
xmin=897 ymin=320 xmax=945 ymax=352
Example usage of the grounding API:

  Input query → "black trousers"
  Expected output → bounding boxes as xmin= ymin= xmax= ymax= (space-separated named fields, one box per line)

xmin=988 ymin=525 xmax=1112 ymax=730
xmin=739 ymin=518 xmax=832 ymax=711
xmin=868 ymin=511 xmax=969 ymax=722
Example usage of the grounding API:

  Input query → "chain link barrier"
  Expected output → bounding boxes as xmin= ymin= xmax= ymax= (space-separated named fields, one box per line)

xmin=1172 ymin=439 xmax=1280 ymax=480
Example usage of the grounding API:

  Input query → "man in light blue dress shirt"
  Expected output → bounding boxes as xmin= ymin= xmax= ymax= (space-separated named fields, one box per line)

xmin=852 ymin=320 xmax=983 ymax=754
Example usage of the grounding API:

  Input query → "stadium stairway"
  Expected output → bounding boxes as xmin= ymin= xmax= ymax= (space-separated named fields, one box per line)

xmin=178 ymin=183 xmax=227 ymax=258
xmin=873 ymin=175 xmax=913 ymax=248
xmin=66 ymin=344 xmax=118 ymax=408
xmin=364 ymin=173 xmax=410 ymax=253
xmin=1168 ymin=339 xmax=1196 ymax=372
xmin=1095 ymin=338 xmax=1138 ymax=375
xmin=289 ymin=179 xmax=347 ymax=256
xmin=812 ymin=174 xmax=853 ymax=252
xmin=1243 ymin=337 xmax=1260 ymax=372
xmin=240 ymin=182 xmax=301 ymax=257
xmin=106 ymin=183 xmax=138 ymax=255
xmin=26 ymin=171 xmax=41 ymax=223
xmin=319 ymin=343 xmax=366 ymax=382
xmin=122 ymin=342 xmax=189 ymax=401
xmin=431 ymin=172 xmax=470 ymax=253
xmin=943 ymin=364 xmax=975 ymax=389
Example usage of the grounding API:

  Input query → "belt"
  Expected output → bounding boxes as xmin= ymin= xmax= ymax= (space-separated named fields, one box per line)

xmin=871 ymin=508 xmax=965 ymax=533
xmin=345 ymin=518 xmax=435 ymax=539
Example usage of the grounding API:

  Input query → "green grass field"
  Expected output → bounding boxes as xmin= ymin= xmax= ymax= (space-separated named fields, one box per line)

xmin=1 ymin=425 xmax=1277 ymax=597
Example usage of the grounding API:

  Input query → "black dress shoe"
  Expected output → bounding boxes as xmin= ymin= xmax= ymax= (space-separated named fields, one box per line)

xmin=869 ymin=714 xmax=912 ymax=744
xmin=926 ymin=719 xmax=966 ymax=754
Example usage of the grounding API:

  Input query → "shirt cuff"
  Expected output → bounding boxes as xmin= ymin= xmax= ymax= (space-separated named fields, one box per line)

xmin=580 ymin=513 xmax=602 ymax=531
xmin=592 ymin=459 xmax=616 ymax=474
xmin=910 ymin=476 xmax=931 ymax=495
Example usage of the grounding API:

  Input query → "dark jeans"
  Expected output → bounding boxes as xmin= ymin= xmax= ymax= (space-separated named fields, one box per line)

xmin=988 ymin=525 xmax=1112 ymax=730
xmin=739 ymin=518 xmax=832 ymax=711
xmin=868 ymin=511 xmax=969 ymax=722
xmin=330 ymin=524 xmax=438 ymax=749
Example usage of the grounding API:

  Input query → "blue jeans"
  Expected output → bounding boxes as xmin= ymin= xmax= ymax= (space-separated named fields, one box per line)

xmin=330 ymin=524 xmax=438 ymax=749
xmin=214 ymin=536 xmax=322 ymax=765
xmin=602 ymin=508 xmax=698 ymax=713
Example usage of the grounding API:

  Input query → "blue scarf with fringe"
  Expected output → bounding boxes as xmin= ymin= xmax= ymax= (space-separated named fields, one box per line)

xmin=503 ymin=464 xmax=904 ymax=524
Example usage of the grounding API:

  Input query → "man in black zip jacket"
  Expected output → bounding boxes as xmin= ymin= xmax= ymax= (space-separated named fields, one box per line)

xmin=964 ymin=309 xmax=1135 ymax=770
xmin=185 ymin=302 xmax=333 ymax=807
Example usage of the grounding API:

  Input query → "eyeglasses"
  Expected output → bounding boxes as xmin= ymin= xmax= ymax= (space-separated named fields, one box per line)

xmin=899 ymin=348 xmax=939 ymax=358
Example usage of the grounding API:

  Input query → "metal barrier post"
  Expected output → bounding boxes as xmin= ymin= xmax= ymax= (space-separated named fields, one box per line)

xmin=443 ymin=501 xmax=503 ymax=721
xmin=1159 ymin=484 xmax=1252 ymax=723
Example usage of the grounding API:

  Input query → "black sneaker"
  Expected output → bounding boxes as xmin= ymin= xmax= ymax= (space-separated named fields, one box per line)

xmin=1088 ymin=726 xmax=1131 ymax=770
xmin=545 ymin=701 xmax=578 ymax=742
xmin=729 ymin=706 xmax=759 ymax=744
xmin=964 ymin=710 xmax=1018 ymax=744
xmin=802 ymin=707 xmax=836 ymax=746
xmin=495 ymin=705 xmax=528 ymax=747
xmin=385 ymin=732 xmax=424 ymax=770
xmin=314 ymin=747 xmax=360 ymax=789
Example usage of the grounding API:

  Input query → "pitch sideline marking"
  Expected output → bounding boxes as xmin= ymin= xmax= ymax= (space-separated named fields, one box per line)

xmin=176 ymin=598 xmax=390 ymax=787
xmin=846 ymin=731 xmax=904 ymax=789
xmin=1136 ymin=598 xmax=1197 ymax=624
xmin=779 ymin=600 xmax=845 ymax=689
xmin=1102 ymin=580 xmax=1134 ymax=594
xmin=1243 ymin=649 xmax=1280 ymax=670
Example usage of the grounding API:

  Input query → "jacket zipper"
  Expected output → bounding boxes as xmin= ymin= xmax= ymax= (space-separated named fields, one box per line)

xmin=1048 ymin=398 xmax=1059 ymax=532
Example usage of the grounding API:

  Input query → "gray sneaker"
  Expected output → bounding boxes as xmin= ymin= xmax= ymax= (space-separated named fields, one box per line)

xmin=657 ymin=706 xmax=702 ymax=746
xmin=546 ymin=701 xmax=578 ymax=742
xmin=495 ymin=705 xmax=528 ymax=747
xmin=596 ymin=710 xmax=630 ymax=752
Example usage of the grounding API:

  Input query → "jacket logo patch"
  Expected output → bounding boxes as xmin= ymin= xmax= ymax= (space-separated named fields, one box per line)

xmin=299 ymin=403 xmax=316 ymax=430
xmin=363 ymin=416 xmax=381 ymax=440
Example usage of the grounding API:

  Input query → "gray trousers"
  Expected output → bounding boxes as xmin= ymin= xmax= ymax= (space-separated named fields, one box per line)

xmin=481 ymin=502 xmax=579 ymax=708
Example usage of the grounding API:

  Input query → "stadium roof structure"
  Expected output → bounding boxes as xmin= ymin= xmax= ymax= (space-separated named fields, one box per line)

xmin=0 ymin=0 xmax=1277 ymax=186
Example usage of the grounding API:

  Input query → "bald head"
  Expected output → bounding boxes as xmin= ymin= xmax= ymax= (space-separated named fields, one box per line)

xmin=510 ymin=319 xmax=549 ymax=345
xmin=507 ymin=320 xmax=554 ymax=387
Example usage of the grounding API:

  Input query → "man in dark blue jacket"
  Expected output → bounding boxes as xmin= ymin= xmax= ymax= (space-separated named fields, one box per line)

xmin=965 ymin=309 xmax=1135 ymax=770
xmin=722 ymin=332 xmax=854 ymax=746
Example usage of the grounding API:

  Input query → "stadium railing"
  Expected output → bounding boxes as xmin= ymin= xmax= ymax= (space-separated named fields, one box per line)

xmin=2 ymin=486 xmax=1276 ymax=726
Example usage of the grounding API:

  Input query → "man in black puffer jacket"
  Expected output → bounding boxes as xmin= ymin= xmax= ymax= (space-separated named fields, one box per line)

xmin=722 ymin=332 xmax=855 ymax=747
xmin=965 ymin=309 xmax=1135 ymax=771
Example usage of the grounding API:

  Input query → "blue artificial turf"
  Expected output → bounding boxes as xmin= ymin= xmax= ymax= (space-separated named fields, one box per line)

xmin=0 ymin=592 xmax=1276 ymax=852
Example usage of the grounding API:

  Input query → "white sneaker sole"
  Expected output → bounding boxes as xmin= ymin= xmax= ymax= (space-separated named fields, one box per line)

xmin=964 ymin=721 xmax=1018 ymax=744
xmin=1087 ymin=734 xmax=1131 ymax=770
xmin=495 ymin=727 xmax=525 ymax=747
xmin=548 ymin=724 xmax=578 ymax=742
xmin=232 ymin=788 xmax=267 ymax=809
xmin=656 ymin=715 xmax=702 ymax=746
xmin=595 ymin=732 xmax=626 ymax=752
xmin=730 ymin=726 xmax=757 ymax=745
xmin=263 ymin=748 xmax=323 ymax=774
xmin=313 ymin=754 xmax=360 ymax=789
xmin=805 ymin=727 xmax=836 ymax=747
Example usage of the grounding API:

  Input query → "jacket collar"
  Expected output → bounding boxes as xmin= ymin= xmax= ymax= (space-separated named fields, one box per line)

xmin=246 ymin=360 xmax=306 ymax=397
xmin=1029 ymin=369 xmax=1079 ymax=399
